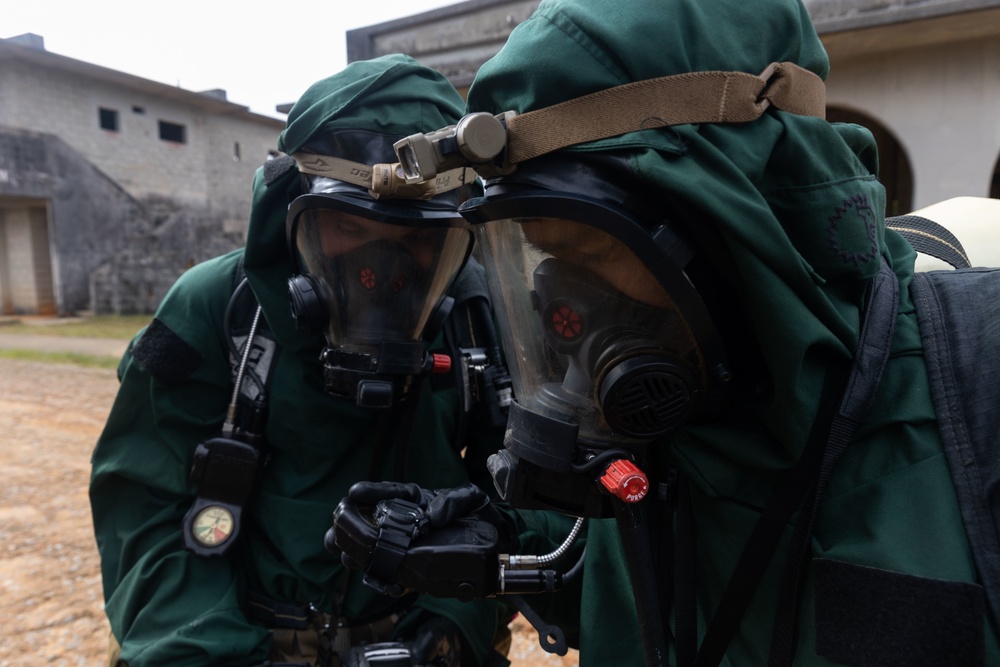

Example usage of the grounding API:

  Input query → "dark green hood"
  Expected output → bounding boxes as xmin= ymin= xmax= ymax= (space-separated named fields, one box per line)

xmin=467 ymin=0 xmax=914 ymax=470
xmin=243 ymin=54 xmax=469 ymax=351
xmin=464 ymin=5 xmax=986 ymax=664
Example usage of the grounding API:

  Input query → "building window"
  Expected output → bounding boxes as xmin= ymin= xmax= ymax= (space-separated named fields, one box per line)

xmin=158 ymin=121 xmax=186 ymax=144
xmin=132 ymin=105 xmax=145 ymax=114
xmin=99 ymin=108 xmax=119 ymax=131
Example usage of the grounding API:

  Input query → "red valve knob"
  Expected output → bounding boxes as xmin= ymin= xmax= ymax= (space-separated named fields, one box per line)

xmin=430 ymin=353 xmax=452 ymax=374
xmin=600 ymin=459 xmax=649 ymax=503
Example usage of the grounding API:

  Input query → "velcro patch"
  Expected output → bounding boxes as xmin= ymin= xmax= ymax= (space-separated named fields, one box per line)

xmin=263 ymin=154 xmax=296 ymax=185
xmin=814 ymin=558 xmax=984 ymax=667
xmin=132 ymin=317 xmax=204 ymax=387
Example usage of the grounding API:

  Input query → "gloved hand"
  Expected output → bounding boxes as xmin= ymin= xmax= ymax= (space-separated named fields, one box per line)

xmin=339 ymin=617 xmax=462 ymax=667
xmin=327 ymin=482 xmax=517 ymax=601
xmin=407 ymin=616 xmax=464 ymax=667
xmin=348 ymin=481 xmax=500 ymax=530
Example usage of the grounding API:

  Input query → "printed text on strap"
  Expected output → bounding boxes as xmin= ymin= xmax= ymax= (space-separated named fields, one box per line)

xmin=293 ymin=152 xmax=476 ymax=200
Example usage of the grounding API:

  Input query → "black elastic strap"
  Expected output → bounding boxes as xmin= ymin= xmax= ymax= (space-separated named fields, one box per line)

xmin=693 ymin=258 xmax=899 ymax=667
xmin=394 ymin=381 xmax=425 ymax=482
xmin=768 ymin=257 xmax=899 ymax=666
xmin=887 ymin=214 xmax=971 ymax=269
xmin=613 ymin=497 xmax=669 ymax=667
xmin=367 ymin=411 xmax=396 ymax=482
xmin=692 ymin=379 xmax=841 ymax=667
xmin=656 ymin=468 xmax=679 ymax=661
xmin=362 ymin=380 xmax=425 ymax=483
xmin=245 ymin=590 xmax=312 ymax=630
xmin=675 ymin=474 xmax=698 ymax=667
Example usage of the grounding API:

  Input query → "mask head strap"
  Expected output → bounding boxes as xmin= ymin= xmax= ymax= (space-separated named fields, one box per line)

xmin=393 ymin=62 xmax=826 ymax=181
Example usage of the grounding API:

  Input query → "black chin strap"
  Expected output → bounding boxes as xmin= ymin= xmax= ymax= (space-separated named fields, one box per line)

xmin=683 ymin=257 xmax=898 ymax=667
xmin=365 ymin=381 xmax=425 ymax=483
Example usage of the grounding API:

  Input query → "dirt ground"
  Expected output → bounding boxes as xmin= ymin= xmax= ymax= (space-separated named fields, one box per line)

xmin=0 ymin=357 xmax=578 ymax=666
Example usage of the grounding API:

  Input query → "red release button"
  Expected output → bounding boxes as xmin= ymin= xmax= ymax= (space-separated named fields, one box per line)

xmin=599 ymin=459 xmax=649 ymax=503
xmin=430 ymin=353 xmax=452 ymax=374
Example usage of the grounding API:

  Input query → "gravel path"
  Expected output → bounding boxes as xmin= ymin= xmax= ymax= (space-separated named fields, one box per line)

xmin=0 ymin=357 xmax=578 ymax=666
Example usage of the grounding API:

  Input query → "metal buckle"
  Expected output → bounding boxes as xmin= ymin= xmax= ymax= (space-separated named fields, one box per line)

xmin=755 ymin=62 xmax=780 ymax=114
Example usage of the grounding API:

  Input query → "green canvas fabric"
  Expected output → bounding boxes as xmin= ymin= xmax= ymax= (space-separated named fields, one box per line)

xmin=466 ymin=0 xmax=995 ymax=664
xmin=90 ymin=55 xmax=526 ymax=667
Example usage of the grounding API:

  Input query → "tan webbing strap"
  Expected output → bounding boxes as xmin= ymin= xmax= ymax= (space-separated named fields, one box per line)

xmin=293 ymin=152 xmax=476 ymax=200
xmin=756 ymin=62 xmax=827 ymax=117
xmin=295 ymin=152 xmax=375 ymax=188
xmin=505 ymin=61 xmax=825 ymax=165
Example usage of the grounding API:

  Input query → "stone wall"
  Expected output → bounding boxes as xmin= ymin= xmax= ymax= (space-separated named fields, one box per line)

xmin=89 ymin=202 xmax=245 ymax=315
xmin=0 ymin=126 xmax=247 ymax=315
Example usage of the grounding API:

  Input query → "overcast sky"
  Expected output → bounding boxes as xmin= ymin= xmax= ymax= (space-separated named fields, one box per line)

xmin=3 ymin=0 xmax=462 ymax=119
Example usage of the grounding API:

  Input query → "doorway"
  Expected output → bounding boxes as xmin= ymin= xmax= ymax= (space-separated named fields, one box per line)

xmin=0 ymin=198 xmax=56 ymax=316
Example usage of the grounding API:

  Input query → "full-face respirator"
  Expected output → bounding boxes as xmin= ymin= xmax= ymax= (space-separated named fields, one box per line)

xmin=460 ymin=179 xmax=732 ymax=518
xmin=286 ymin=177 xmax=474 ymax=409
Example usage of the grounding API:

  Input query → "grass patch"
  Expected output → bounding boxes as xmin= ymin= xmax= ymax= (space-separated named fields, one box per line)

xmin=0 ymin=314 xmax=150 ymax=339
xmin=0 ymin=348 xmax=120 ymax=369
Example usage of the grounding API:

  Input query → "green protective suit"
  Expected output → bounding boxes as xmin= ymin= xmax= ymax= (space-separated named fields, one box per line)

xmin=89 ymin=54 xmax=566 ymax=667
xmin=466 ymin=1 xmax=997 ymax=665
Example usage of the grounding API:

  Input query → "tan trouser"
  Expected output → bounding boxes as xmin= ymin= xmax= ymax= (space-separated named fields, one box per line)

xmin=108 ymin=632 xmax=124 ymax=667
xmin=107 ymin=612 xmax=513 ymax=666
xmin=269 ymin=613 xmax=400 ymax=667
xmin=106 ymin=614 xmax=399 ymax=667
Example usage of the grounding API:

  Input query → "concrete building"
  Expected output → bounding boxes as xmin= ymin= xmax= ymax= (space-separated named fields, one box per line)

xmin=815 ymin=0 xmax=1000 ymax=212
xmin=347 ymin=0 xmax=1000 ymax=215
xmin=0 ymin=33 xmax=284 ymax=315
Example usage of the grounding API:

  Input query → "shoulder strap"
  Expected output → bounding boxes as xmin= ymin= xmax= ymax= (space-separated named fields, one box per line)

xmin=225 ymin=256 xmax=280 ymax=432
xmin=691 ymin=257 xmax=899 ymax=667
xmin=181 ymin=256 xmax=281 ymax=558
xmin=887 ymin=215 xmax=972 ymax=269
xmin=911 ymin=268 xmax=1000 ymax=630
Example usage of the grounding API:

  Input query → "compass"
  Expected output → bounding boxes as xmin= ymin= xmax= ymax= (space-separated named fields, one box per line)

xmin=191 ymin=505 xmax=235 ymax=547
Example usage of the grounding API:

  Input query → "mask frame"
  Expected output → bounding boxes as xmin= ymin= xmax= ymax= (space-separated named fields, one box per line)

xmin=462 ymin=189 xmax=730 ymax=410
xmin=461 ymin=188 xmax=731 ymax=516
xmin=286 ymin=190 xmax=474 ymax=408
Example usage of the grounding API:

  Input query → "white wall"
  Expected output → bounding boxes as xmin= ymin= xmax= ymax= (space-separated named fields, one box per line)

xmin=826 ymin=35 xmax=1000 ymax=209
xmin=0 ymin=58 xmax=281 ymax=218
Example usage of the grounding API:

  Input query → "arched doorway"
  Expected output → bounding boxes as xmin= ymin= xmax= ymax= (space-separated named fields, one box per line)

xmin=827 ymin=107 xmax=914 ymax=217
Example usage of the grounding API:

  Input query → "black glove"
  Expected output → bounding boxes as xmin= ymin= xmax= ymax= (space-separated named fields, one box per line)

xmin=327 ymin=482 xmax=515 ymax=601
xmin=348 ymin=481 xmax=499 ymax=530
xmin=339 ymin=616 xmax=462 ymax=667
xmin=407 ymin=616 xmax=463 ymax=667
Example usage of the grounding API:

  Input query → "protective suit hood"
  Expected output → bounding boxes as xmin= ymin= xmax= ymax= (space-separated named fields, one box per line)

xmin=466 ymin=0 xmax=904 ymax=468
xmin=243 ymin=54 xmax=472 ymax=352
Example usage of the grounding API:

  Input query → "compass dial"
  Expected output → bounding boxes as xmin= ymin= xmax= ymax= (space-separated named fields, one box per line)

xmin=191 ymin=505 xmax=235 ymax=546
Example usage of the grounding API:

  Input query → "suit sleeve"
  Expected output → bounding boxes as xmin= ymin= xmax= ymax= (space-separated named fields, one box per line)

xmin=89 ymin=254 xmax=270 ymax=667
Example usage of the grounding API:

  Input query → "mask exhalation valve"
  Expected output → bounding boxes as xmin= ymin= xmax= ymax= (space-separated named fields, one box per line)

xmin=599 ymin=354 xmax=694 ymax=439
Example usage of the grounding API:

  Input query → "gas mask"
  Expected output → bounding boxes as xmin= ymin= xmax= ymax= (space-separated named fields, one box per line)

xmin=287 ymin=177 xmax=473 ymax=408
xmin=461 ymin=185 xmax=731 ymax=517
xmin=531 ymin=257 xmax=699 ymax=438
